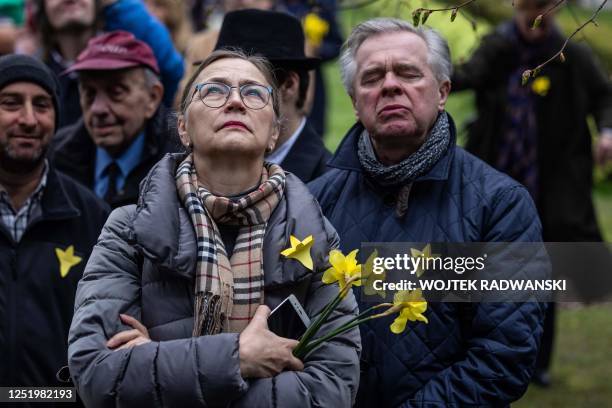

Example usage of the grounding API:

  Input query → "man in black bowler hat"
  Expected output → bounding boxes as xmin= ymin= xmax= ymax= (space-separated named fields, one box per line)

xmin=213 ymin=9 xmax=332 ymax=183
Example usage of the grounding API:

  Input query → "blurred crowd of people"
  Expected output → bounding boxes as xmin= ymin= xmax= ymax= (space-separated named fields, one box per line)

xmin=0 ymin=0 xmax=342 ymax=133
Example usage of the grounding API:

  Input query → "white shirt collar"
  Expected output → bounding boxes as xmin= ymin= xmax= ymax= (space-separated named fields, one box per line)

xmin=266 ymin=117 xmax=307 ymax=165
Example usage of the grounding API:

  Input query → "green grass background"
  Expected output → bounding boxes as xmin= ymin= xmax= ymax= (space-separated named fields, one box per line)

xmin=318 ymin=1 xmax=612 ymax=405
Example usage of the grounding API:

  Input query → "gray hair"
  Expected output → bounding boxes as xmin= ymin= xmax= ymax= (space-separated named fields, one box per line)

xmin=339 ymin=18 xmax=452 ymax=97
xmin=143 ymin=67 xmax=162 ymax=90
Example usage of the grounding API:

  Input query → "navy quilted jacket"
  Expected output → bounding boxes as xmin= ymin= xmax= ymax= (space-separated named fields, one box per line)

xmin=309 ymin=116 xmax=547 ymax=407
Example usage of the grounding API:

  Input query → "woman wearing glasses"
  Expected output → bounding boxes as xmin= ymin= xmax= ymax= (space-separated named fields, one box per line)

xmin=67 ymin=49 xmax=360 ymax=407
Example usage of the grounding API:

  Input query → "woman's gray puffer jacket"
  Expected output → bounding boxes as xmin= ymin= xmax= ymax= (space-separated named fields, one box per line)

xmin=67 ymin=153 xmax=361 ymax=408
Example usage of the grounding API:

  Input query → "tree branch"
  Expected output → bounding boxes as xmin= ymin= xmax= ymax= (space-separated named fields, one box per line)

xmin=522 ymin=0 xmax=609 ymax=84
xmin=412 ymin=0 xmax=478 ymax=26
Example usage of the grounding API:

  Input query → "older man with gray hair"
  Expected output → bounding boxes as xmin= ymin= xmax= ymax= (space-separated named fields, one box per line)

xmin=310 ymin=18 xmax=547 ymax=407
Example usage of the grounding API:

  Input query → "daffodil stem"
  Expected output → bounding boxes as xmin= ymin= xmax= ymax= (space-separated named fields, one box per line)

xmin=293 ymin=288 xmax=347 ymax=357
xmin=293 ymin=303 xmax=392 ymax=359
xmin=296 ymin=315 xmax=376 ymax=358
xmin=344 ymin=303 xmax=390 ymax=325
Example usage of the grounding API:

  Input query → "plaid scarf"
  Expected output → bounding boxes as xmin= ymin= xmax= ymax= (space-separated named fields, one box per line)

xmin=176 ymin=154 xmax=285 ymax=335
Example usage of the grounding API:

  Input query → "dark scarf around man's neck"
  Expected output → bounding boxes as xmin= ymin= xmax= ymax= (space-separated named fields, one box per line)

xmin=357 ymin=111 xmax=451 ymax=217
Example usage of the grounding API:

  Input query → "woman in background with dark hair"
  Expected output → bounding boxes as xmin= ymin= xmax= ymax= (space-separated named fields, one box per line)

xmin=29 ymin=0 xmax=183 ymax=127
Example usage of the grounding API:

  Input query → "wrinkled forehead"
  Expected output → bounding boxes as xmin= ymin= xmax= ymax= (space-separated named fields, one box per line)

xmin=355 ymin=31 xmax=429 ymax=71
xmin=78 ymin=67 xmax=145 ymax=87
xmin=196 ymin=58 xmax=270 ymax=87
xmin=0 ymin=81 xmax=52 ymax=99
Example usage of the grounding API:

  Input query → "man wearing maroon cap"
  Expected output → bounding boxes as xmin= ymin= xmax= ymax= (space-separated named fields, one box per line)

xmin=50 ymin=31 xmax=180 ymax=208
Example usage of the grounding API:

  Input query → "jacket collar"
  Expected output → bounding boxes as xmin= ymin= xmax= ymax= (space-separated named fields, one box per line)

xmin=39 ymin=165 xmax=81 ymax=220
xmin=0 ymin=165 xmax=80 ymax=243
xmin=94 ymin=132 xmax=146 ymax=182
xmin=328 ymin=112 xmax=458 ymax=182
xmin=281 ymin=122 xmax=330 ymax=181
xmin=131 ymin=153 xmax=326 ymax=288
xmin=130 ymin=153 xmax=188 ymax=273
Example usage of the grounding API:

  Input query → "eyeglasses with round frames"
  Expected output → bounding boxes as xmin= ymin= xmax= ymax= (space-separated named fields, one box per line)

xmin=192 ymin=82 xmax=273 ymax=110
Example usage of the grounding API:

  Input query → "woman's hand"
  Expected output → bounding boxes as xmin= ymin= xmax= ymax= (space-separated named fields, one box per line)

xmin=106 ymin=314 xmax=151 ymax=350
xmin=238 ymin=305 xmax=304 ymax=378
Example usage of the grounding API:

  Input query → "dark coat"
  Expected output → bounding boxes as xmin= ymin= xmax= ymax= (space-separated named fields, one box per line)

xmin=281 ymin=122 xmax=331 ymax=183
xmin=67 ymin=153 xmax=360 ymax=408
xmin=309 ymin=117 xmax=547 ymax=407
xmin=282 ymin=0 xmax=343 ymax=135
xmin=50 ymin=108 xmax=180 ymax=209
xmin=46 ymin=56 xmax=81 ymax=129
xmin=452 ymin=24 xmax=612 ymax=241
xmin=0 ymin=166 xmax=109 ymax=390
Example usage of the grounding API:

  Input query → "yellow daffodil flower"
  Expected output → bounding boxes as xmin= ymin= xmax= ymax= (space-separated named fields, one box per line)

xmin=322 ymin=249 xmax=362 ymax=296
xmin=362 ymin=249 xmax=386 ymax=298
xmin=389 ymin=290 xmax=429 ymax=334
xmin=410 ymin=244 xmax=438 ymax=277
xmin=303 ymin=13 xmax=329 ymax=48
xmin=281 ymin=235 xmax=314 ymax=270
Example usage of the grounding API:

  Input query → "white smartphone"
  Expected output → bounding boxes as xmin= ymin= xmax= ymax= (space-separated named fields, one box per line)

xmin=268 ymin=294 xmax=311 ymax=340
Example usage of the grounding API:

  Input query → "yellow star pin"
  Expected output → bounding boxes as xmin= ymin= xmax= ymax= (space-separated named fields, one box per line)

xmin=281 ymin=235 xmax=314 ymax=271
xmin=531 ymin=76 xmax=551 ymax=97
xmin=55 ymin=245 xmax=82 ymax=278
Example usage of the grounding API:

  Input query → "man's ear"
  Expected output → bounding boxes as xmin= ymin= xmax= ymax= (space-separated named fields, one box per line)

xmin=301 ymin=70 xmax=316 ymax=116
xmin=351 ymin=95 xmax=360 ymax=121
xmin=437 ymin=80 xmax=451 ymax=111
xmin=144 ymin=82 xmax=164 ymax=119
xmin=177 ymin=114 xmax=191 ymax=148
xmin=280 ymin=72 xmax=300 ymax=103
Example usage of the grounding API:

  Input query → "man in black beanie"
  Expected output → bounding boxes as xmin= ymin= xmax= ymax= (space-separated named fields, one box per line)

xmin=0 ymin=54 xmax=109 ymax=396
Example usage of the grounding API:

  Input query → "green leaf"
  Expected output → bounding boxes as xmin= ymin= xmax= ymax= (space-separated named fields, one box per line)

xmin=412 ymin=9 xmax=422 ymax=26
xmin=532 ymin=15 xmax=542 ymax=30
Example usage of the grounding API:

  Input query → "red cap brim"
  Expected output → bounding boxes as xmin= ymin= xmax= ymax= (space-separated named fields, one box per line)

xmin=61 ymin=59 xmax=154 ymax=76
